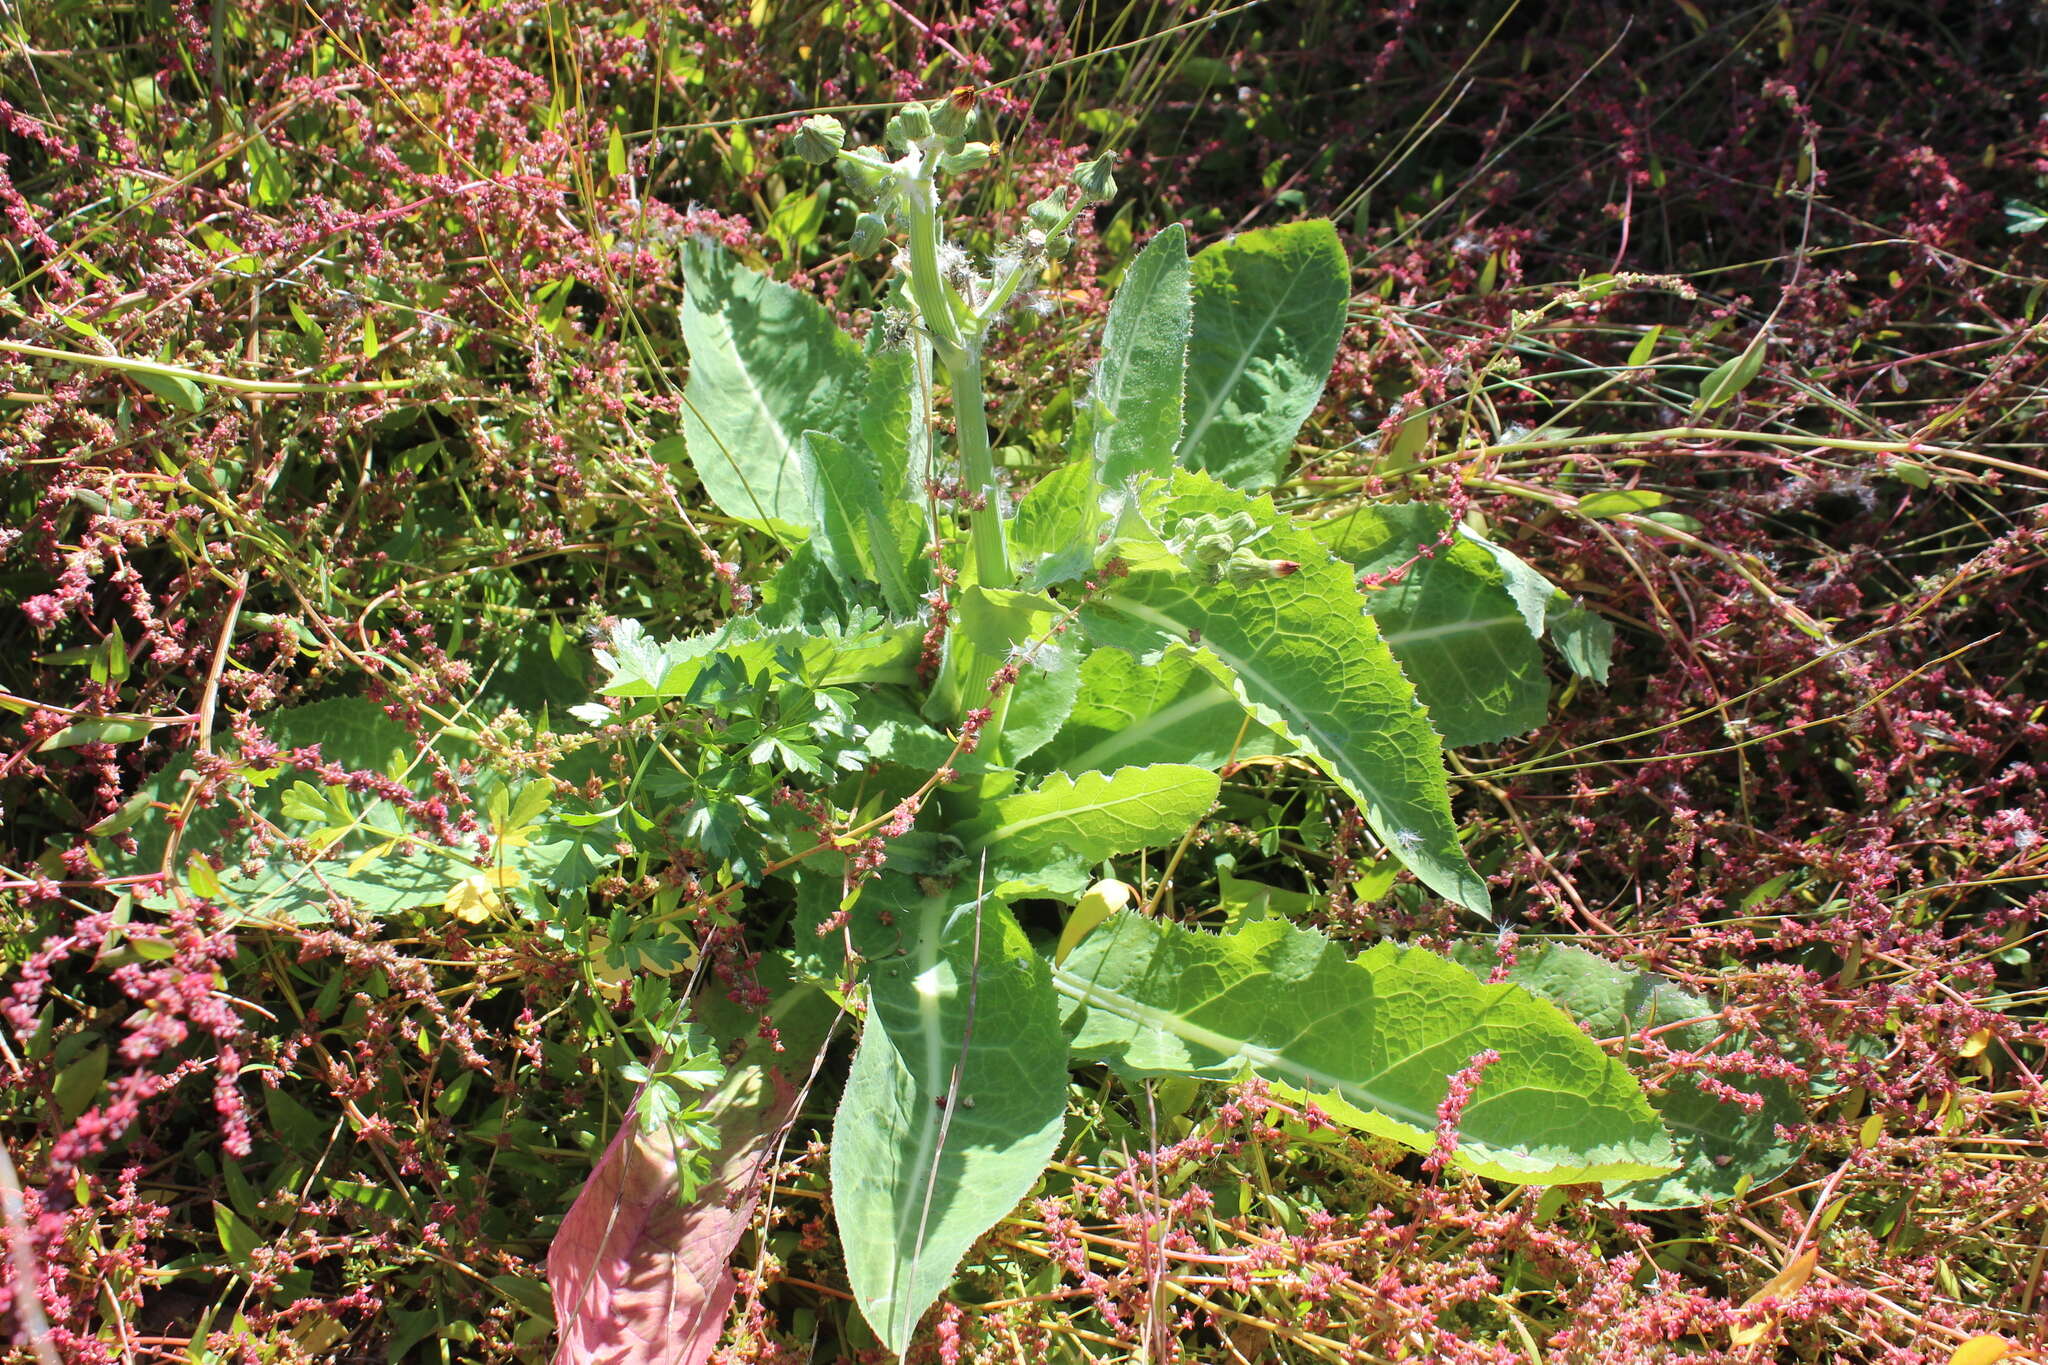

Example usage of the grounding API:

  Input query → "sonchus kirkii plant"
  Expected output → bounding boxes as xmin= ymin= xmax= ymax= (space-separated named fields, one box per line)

xmin=551 ymin=93 xmax=1738 ymax=1358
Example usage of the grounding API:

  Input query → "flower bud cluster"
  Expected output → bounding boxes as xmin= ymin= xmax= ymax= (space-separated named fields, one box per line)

xmin=783 ymin=97 xmax=1121 ymax=345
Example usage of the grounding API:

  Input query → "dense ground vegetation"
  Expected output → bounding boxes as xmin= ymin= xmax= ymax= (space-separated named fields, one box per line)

xmin=3 ymin=1 xmax=2045 ymax=1361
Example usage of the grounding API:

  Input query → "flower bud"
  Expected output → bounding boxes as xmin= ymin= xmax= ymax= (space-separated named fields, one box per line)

xmin=791 ymin=115 xmax=845 ymax=165
xmin=837 ymin=145 xmax=894 ymax=198
xmin=1071 ymin=153 xmax=1117 ymax=203
xmin=930 ymin=86 xmax=978 ymax=139
xmin=939 ymin=142 xmax=995 ymax=175
xmin=1045 ymin=232 xmax=1073 ymax=260
xmin=1225 ymin=555 xmax=1303 ymax=586
xmin=849 ymin=211 xmax=887 ymax=259
xmin=1025 ymin=194 xmax=1067 ymax=231
xmin=886 ymin=103 xmax=933 ymax=150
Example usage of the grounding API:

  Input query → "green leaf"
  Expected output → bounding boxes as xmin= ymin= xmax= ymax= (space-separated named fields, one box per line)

xmin=1547 ymin=601 xmax=1615 ymax=684
xmin=998 ymin=637 xmax=1083 ymax=766
xmin=1626 ymin=324 xmax=1662 ymax=368
xmin=104 ymin=699 xmax=444 ymax=920
xmin=850 ymin=694 xmax=976 ymax=774
xmin=2004 ymin=198 xmax=2048 ymax=235
xmin=1029 ymin=646 xmax=1291 ymax=774
xmin=1576 ymin=488 xmax=1667 ymax=519
xmin=957 ymin=764 xmax=1220 ymax=894
xmin=1011 ymin=461 xmax=1104 ymax=590
xmin=52 ymin=1044 xmax=108 ymax=1127
xmin=1462 ymin=531 xmax=1557 ymax=636
xmin=1217 ymin=868 xmax=1321 ymax=927
xmin=36 ymin=716 xmax=157 ymax=750
xmin=796 ymin=430 xmax=927 ymax=619
xmin=755 ymin=540 xmax=853 ymax=632
xmin=102 ymin=699 xmax=619 ymax=923
xmin=858 ymin=345 xmax=929 ymax=502
xmin=1447 ymin=941 xmax=1805 ymax=1207
xmin=215 ymin=1201 xmax=263 ymax=1265
xmin=1084 ymin=472 xmax=1489 ymax=916
xmin=1175 ymin=220 xmax=1349 ymax=490
xmin=833 ymin=899 xmax=1067 ymax=1354
xmin=133 ymin=369 xmax=205 ymax=414
xmin=596 ymin=616 xmax=920 ymax=699
xmin=1055 ymin=912 xmax=1676 ymax=1183
xmin=245 ymin=132 xmax=293 ymax=208
xmin=1692 ymin=340 xmax=1767 ymax=414
xmin=1079 ymin=224 xmax=1190 ymax=485
xmin=767 ymin=188 xmax=827 ymax=256
xmin=678 ymin=238 xmax=865 ymax=531
xmin=1317 ymin=505 xmax=1547 ymax=747
xmin=1318 ymin=507 xmax=1614 ymax=729
xmin=925 ymin=585 xmax=1064 ymax=742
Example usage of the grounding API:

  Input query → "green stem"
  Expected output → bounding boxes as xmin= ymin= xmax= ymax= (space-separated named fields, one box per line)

xmin=900 ymin=149 xmax=1011 ymax=588
xmin=0 ymin=340 xmax=418 ymax=394
xmin=970 ymin=257 xmax=1036 ymax=341
xmin=967 ymin=202 xmax=1081 ymax=344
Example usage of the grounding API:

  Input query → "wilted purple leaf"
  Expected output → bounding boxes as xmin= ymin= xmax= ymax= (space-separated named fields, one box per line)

xmin=550 ymin=987 xmax=834 ymax=1365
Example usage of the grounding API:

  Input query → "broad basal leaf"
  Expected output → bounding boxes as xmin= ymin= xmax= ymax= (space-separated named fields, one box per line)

xmin=1079 ymin=224 xmax=1191 ymax=485
xmin=956 ymin=763 xmax=1221 ymax=896
xmin=1084 ymin=472 xmax=1489 ymax=916
xmin=1312 ymin=504 xmax=1612 ymax=745
xmin=1056 ymin=912 xmax=1676 ymax=1184
xmin=1175 ymin=220 xmax=1349 ymax=490
xmin=753 ymin=539 xmax=854 ymax=633
xmin=857 ymin=345 xmax=929 ymax=502
xmin=832 ymin=899 xmax=1067 ymax=1356
xmin=678 ymin=238 xmax=865 ymax=531
xmin=1313 ymin=504 xmax=1547 ymax=746
xmin=1028 ymin=646 xmax=1292 ymax=775
xmin=550 ymin=981 xmax=836 ymax=1365
xmin=1448 ymin=940 xmax=1804 ymax=1207
xmin=797 ymin=430 xmax=927 ymax=619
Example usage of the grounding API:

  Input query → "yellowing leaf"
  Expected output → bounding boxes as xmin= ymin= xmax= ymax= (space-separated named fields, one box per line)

xmin=445 ymin=866 xmax=522 ymax=923
xmin=584 ymin=934 xmax=632 ymax=992
xmin=1730 ymin=1246 xmax=1818 ymax=1346
xmin=1055 ymin=879 xmax=1133 ymax=966
xmin=1948 ymin=1335 xmax=2011 ymax=1365
xmin=1958 ymin=1027 xmax=1992 ymax=1058
xmin=345 ymin=838 xmax=398 ymax=878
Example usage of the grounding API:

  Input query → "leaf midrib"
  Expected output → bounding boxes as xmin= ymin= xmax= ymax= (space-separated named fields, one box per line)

xmin=1382 ymin=612 xmax=1528 ymax=646
xmin=1176 ymin=239 xmax=1328 ymax=461
xmin=1049 ymin=961 xmax=1440 ymax=1131
xmin=1057 ymin=688 xmax=1240 ymax=772
xmin=968 ymin=769 xmax=1199 ymax=849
